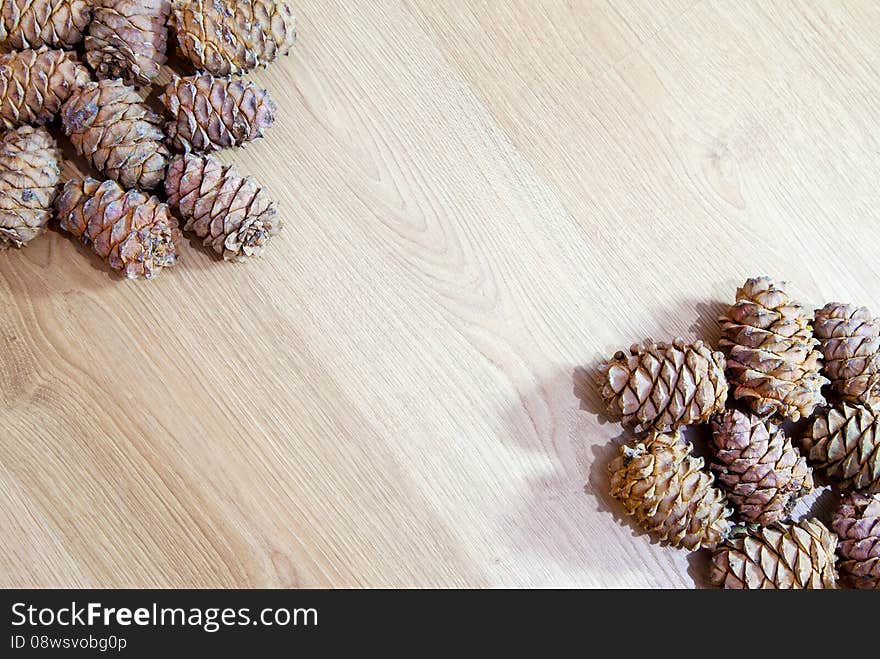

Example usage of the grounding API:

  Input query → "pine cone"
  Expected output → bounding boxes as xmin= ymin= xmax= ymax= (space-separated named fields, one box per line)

xmin=832 ymin=492 xmax=880 ymax=589
xmin=0 ymin=0 xmax=90 ymax=50
xmin=55 ymin=178 xmax=179 ymax=280
xmin=597 ymin=338 xmax=728 ymax=432
xmin=710 ymin=410 xmax=812 ymax=526
xmin=609 ymin=431 xmax=732 ymax=550
xmin=160 ymin=74 xmax=276 ymax=153
xmin=710 ymin=518 xmax=837 ymax=589
xmin=165 ymin=154 xmax=281 ymax=261
xmin=85 ymin=0 xmax=171 ymax=86
xmin=61 ymin=79 xmax=169 ymax=191
xmin=171 ymin=0 xmax=297 ymax=76
xmin=0 ymin=47 xmax=90 ymax=129
xmin=802 ymin=403 xmax=880 ymax=493
xmin=0 ymin=125 xmax=60 ymax=249
xmin=719 ymin=276 xmax=828 ymax=421
xmin=814 ymin=302 xmax=880 ymax=408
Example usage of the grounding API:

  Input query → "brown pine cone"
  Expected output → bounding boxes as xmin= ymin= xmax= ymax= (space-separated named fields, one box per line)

xmin=165 ymin=154 xmax=281 ymax=261
xmin=711 ymin=410 xmax=812 ymax=526
xmin=802 ymin=403 xmax=880 ymax=493
xmin=719 ymin=276 xmax=828 ymax=421
xmin=160 ymin=74 xmax=276 ymax=153
xmin=0 ymin=0 xmax=90 ymax=50
xmin=61 ymin=79 xmax=169 ymax=191
xmin=597 ymin=338 xmax=728 ymax=432
xmin=609 ymin=431 xmax=732 ymax=550
xmin=85 ymin=0 xmax=171 ymax=86
xmin=814 ymin=302 xmax=880 ymax=408
xmin=55 ymin=178 xmax=179 ymax=280
xmin=0 ymin=47 xmax=90 ymax=129
xmin=0 ymin=125 xmax=60 ymax=249
xmin=710 ymin=518 xmax=838 ymax=589
xmin=832 ymin=492 xmax=880 ymax=589
xmin=171 ymin=0 xmax=297 ymax=76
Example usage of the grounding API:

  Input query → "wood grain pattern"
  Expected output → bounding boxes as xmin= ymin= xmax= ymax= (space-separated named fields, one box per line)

xmin=2 ymin=1 xmax=879 ymax=588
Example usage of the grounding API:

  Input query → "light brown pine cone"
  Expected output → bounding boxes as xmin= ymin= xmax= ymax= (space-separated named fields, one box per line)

xmin=597 ymin=338 xmax=728 ymax=432
xmin=61 ymin=79 xmax=169 ymax=191
xmin=0 ymin=125 xmax=60 ymax=249
xmin=0 ymin=47 xmax=90 ymax=129
xmin=55 ymin=178 xmax=179 ymax=280
xmin=710 ymin=409 xmax=812 ymax=526
xmin=719 ymin=276 xmax=828 ymax=421
xmin=165 ymin=154 xmax=281 ymax=261
xmin=832 ymin=492 xmax=880 ymax=589
xmin=802 ymin=403 xmax=880 ymax=493
xmin=160 ymin=74 xmax=276 ymax=153
xmin=0 ymin=0 xmax=90 ymax=51
xmin=171 ymin=0 xmax=297 ymax=76
xmin=85 ymin=0 xmax=171 ymax=86
xmin=814 ymin=302 xmax=880 ymax=408
xmin=710 ymin=518 xmax=838 ymax=589
xmin=609 ymin=430 xmax=732 ymax=550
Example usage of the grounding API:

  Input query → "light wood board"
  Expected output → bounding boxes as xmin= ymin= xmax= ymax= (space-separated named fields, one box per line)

xmin=2 ymin=1 xmax=879 ymax=588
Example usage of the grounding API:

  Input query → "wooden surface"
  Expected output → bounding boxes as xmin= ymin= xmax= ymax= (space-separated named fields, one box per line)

xmin=2 ymin=1 xmax=879 ymax=588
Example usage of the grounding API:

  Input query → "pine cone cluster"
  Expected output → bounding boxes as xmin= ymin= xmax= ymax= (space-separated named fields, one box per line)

xmin=596 ymin=275 xmax=880 ymax=589
xmin=0 ymin=2 xmax=293 ymax=272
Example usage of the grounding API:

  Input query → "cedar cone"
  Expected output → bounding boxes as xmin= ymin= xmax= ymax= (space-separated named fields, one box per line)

xmin=165 ymin=154 xmax=281 ymax=261
xmin=802 ymin=403 xmax=880 ymax=493
xmin=0 ymin=47 xmax=90 ymax=129
xmin=597 ymin=338 xmax=728 ymax=432
xmin=61 ymin=79 xmax=169 ymax=191
xmin=85 ymin=0 xmax=171 ymax=87
xmin=0 ymin=0 xmax=90 ymax=51
xmin=608 ymin=431 xmax=732 ymax=550
xmin=55 ymin=178 xmax=179 ymax=280
xmin=160 ymin=74 xmax=276 ymax=153
xmin=832 ymin=492 xmax=880 ymax=589
xmin=171 ymin=0 xmax=297 ymax=76
xmin=0 ymin=125 xmax=60 ymax=249
xmin=710 ymin=409 xmax=812 ymax=526
xmin=814 ymin=302 xmax=880 ymax=408
xmin=719 ymin=276 xmax=828 ymax=421
xmin=710 ymin=518 xmax=838 ymax=589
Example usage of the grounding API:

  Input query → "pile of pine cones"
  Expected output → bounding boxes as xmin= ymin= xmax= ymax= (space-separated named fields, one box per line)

xmin=0 ymin=0 xmax=296 ymax=278
xmin=598 ymin=276 xmax=880 ymax=589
